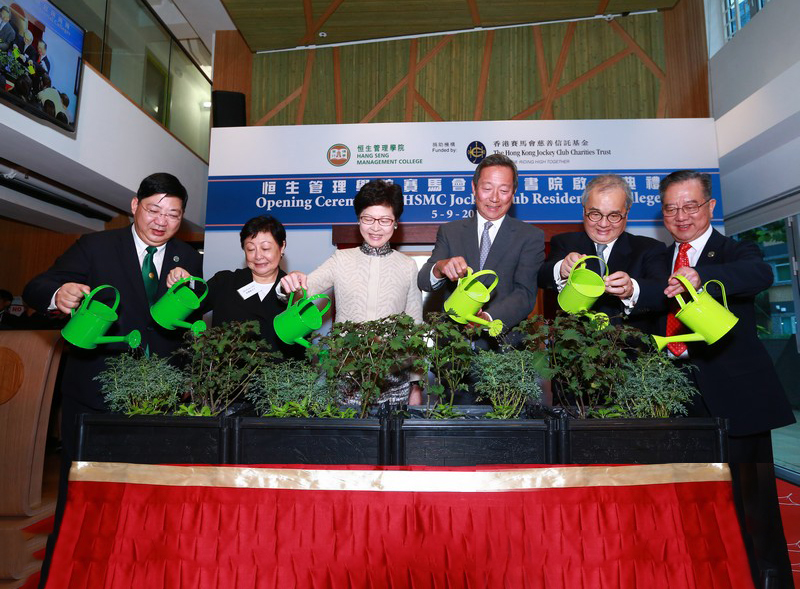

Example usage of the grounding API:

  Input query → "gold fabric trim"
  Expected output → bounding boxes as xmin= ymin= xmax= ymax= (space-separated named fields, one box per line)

xmin=70 ymin=462 xmax=731 ymax=492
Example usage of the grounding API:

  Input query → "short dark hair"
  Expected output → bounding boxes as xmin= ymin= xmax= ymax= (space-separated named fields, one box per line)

xmin=659 ymin=170 xmax=712 ymax=200
xmin=0 ymin=289 xmax=12 ymax=302
xmin=136 ymin=173 xmax=189 ymax=208
xmin=239 ymin=215 xmax=286 ymax=249
xmin=472 ymin=153 xmax=518 ymax=193
xmin=354 ymin=179 xmax=403 ymax=219
xmin=0 ymin=6 xmax=9 ymax=18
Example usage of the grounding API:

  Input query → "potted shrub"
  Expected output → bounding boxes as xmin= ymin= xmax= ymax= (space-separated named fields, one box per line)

xmin=515 ymin=314 xmax=727 ymax=463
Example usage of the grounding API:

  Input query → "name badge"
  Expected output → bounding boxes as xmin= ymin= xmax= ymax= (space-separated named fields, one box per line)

xmin=237 ymin=282 xmax=260 ymax=300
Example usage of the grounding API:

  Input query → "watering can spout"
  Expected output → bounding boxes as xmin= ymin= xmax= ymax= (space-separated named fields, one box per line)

xmin=652 ymin=332 xmax=706 ymax=351
xmin=95 ymin=329 xmax=142 ymax=349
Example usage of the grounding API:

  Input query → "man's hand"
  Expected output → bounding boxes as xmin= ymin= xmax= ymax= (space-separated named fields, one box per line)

xmin=664 ymin=266 xmax=701 ymax=298
xmin=433 ymin=256 xmax=469 ymax=281
xmin=280 ymin=271 xmax=308 ymax=296
xmin=559 ymin=252 xmax=587 ymax=279
xmin=604 ymin=271 xmax=634 ymax=299
xmin=55 ymin=282 xmax=91 ymax=314
xmin=166 ymin=266 xmax=190 ymax=288
xmin=466 ymin=310 xmax=491 ymax=328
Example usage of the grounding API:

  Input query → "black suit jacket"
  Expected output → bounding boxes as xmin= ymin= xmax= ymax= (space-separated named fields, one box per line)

xmin=23 ymin=226 xmax=203 ymax=410
xmin=204 ymin=267 xmax=303 ymax=360
xmin=658 ymin=230 xmax=795 ymax=436
xmin=538 ymin=230 xmax=667 ymax=331
xmin=418 ymin=215 xmax=545 ymax=330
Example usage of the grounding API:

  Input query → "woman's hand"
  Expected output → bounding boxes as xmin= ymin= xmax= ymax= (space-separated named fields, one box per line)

xmin=280 ymin=271 xmax=308 ymax=296
xmin=166 ymin=266 xmax=190 ymax=288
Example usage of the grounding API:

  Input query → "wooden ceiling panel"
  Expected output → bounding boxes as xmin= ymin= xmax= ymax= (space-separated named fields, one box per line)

xmin=222 ymin=0 xmax=679 ymax=52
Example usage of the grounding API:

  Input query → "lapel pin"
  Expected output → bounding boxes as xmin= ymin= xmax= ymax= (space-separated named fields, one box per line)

xmin=707 ymin=251 xmax=715 ymax=258
xmin=173 ymin=256 xmax=180 ymax=262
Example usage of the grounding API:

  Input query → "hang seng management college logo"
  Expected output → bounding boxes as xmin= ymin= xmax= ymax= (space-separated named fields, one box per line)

xmin=327 ymin=144 xmax=351 ymax=166
xmin=466 ymin=141 xmax=486 ymax=164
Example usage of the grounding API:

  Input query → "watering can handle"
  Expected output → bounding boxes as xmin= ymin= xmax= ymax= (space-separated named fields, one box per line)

xmin=702 ymin=279 xmax=730 ymax=310
xmin=301 ymin=293 xmax=332 ymax=316
xmin=169 ymin=276 xmax=209 ymax=303
xmin=287 ymin=288 xmax=308 ymax=308
xmin=73 ymin=284 xmax=120 ymax=316
xmin=572 ymin=255 xmax=609 ymax=278
xmin=673 ymin=273 xmax=700 ymax=309
xmin=462 ymin=268 xmax=499 ymax=293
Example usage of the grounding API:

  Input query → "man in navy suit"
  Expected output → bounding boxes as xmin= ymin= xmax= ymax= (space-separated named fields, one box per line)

xmin=538 ymin=173 xmax=666 ymax=331
xmin=658 ymin=169 xmax=794 ymax=587
xmin=24 ymin=172 xmax=202 ymax=587
xmin=0 ymin=6 xmax=15 ymax=51
xmin=418 ymin=153 xmax=545 ymax=336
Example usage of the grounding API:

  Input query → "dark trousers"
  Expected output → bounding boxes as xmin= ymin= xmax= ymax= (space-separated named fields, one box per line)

xmin=38 ymin=396 xmax=103 ymax=589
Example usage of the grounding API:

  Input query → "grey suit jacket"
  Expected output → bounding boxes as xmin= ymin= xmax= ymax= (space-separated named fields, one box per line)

xmin=418 ymin=215 xmax=545 ymax=330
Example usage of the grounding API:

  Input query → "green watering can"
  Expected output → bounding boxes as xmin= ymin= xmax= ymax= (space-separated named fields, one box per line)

xmin=61 ymin=285 xmax=141 ymax=349
xmin=443 ymin=267 xmax=504 ymax=337
xmin=150 ymin=276 xmax=208 ymax=335
xmin=652 ymin=274 xmax=738 ymax=351
xmin=558 ymin=255 xmax=610 ymax=328
xmin=274 ymin=289 xmax=331 ymax=348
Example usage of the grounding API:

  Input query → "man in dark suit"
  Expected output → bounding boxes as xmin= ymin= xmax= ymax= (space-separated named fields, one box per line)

xmin=35 ymin=39 xmax=50 ymax=73
xmin=538 ymin=173 xmax=666 ymax=330
xmin=658 ymin=169 xmax=795 ymax=587
xmin=418 ymin=153 xmax=545 ymax=337
xmin=0 ymin=6 xmax=15 ymax=51
xmin=24 ymin=172 xmax=202 ymax=587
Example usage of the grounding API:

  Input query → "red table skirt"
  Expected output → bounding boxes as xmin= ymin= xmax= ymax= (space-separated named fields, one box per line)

xmin=47 ymin=463 xmax=754 ymax=589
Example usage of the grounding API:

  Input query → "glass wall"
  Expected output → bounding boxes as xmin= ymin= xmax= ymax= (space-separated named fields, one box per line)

xmin=54 ymin=0 xmax=210 ymax=160
xmin=733 ymin=218 xmax=800 ymax=474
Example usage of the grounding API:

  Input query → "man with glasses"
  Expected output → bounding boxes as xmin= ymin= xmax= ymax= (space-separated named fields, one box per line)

xmin=23 ymin=172 xmax=202 ymax=587
xmin=658 ymin=169 xmax=794 ymax=588
xmin=418 ymin=153 xmax=544 ymax=339
xmin=538 ymin=173 xmax=666 ymax=329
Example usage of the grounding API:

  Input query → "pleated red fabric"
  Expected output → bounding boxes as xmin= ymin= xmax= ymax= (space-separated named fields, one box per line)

xmin=46 ymin=464 xmax=754 ymax=589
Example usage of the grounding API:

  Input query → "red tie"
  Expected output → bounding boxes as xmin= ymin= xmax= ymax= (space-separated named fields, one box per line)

xmin=666 ymin=242 xmax=692 ymax=356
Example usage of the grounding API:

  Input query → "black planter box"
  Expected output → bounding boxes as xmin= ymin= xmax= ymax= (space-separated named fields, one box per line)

xmin=76 ymin=413 xmax=229 ymax=464
xmin=557 ymin=416 xmax=729 ymax=464
xmin=231 ymin=417 xmax=388 ymax=465
xmin=393 ymin=406 xmax=557 ymax=466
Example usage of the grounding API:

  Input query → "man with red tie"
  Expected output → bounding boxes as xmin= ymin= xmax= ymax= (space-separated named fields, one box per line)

xmin=659 ymin=169 xmax=794 ymax=587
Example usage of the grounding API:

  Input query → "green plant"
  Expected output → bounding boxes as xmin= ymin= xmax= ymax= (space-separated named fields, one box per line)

xmin=515 ymin=314 xmax=650 ymax=419
xmin=247 ymin=358 xmax=333 ymax=417
xmin=94 ymin=352 xmax=184 ymax=415
xmin=421 ymin=312 xmax=475 ymax=415
xmin=611 ymin=352 xmax=699 ymax=418
xmin=178 ymin=321 xmax=278 ymax=415
xmin=311 ymin=314 xmax=428 ymax=418
xmin=471 ymin=348 xmax=543 ymax=419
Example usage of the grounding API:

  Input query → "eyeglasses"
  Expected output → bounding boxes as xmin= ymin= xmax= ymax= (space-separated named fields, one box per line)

xmin=661 ymin=200 xmax=711 ymax=217
xmin=143 ymin=206 xmax=182 ymax=222
xmin=359 ymin=216 xmax=395 ymax=227
xmin=584 ymin=210 xmax=626 ymax=224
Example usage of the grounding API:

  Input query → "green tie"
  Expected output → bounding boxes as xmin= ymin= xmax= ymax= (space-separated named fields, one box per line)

xmin=142 ymin=246 xmax=159 ymax=305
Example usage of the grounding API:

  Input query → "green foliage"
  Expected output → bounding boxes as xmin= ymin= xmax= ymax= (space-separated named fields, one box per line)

xmin=612 ymin=352 xmax=698 ymax=418
xmin=0 ymin=52 xmax=29 ymax=81
xmin=428 ymin=403 xmax=465 ymax=420
xmin=311 ymin=314 xmax=428 ymax=417
xmin=174 ymin=403 xmax=213 ymax=417
xmin=178 ymin=321 xmax=278 ymax=415
xmin=472 ymin=348 xmax=543 ymax=419
xmin=315 ymin=403 xmax=358 ymax=419
xmin=514 ymin=314 xmax=651 ymax=419
xmin=421 ymin=312 xmax=475 ymax=406
xmin=247 ymin=358 xmax=334 ymax=417
xmin=94 ymin=352 xmax=183 ymax=415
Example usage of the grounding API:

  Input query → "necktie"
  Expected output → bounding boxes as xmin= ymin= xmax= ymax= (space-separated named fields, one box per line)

xmin=142 ymin=246 xmax=159 ymax=306
xmin=479 ymin=221 xmax=493 ymax=270
xmin=595 ymin=243 xmax=607 ymax=276
xmin=666 ymin=242 xmax=692 ymax=356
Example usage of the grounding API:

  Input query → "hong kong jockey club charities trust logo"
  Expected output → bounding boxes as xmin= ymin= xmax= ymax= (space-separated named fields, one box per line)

xmin=466 ymin=141 xmax=486 ymax=164
xmin=327 ymin=144 xmax=351 ymax=166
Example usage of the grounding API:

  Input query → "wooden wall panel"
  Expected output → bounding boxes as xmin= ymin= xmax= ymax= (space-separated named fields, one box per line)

xmin=248 ymin=9 xmax=690 ymax=125
xmin=0 ymin=218 xmax=79 ymax=298
xmin=213 ymin=30 xmax=254 ymax=123
xmin=663 ymin=0 xmax=709 ymax=117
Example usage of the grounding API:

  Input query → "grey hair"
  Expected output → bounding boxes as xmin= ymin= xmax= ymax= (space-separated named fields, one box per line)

xmin=581 ymin=174 xmax=633 ymax=210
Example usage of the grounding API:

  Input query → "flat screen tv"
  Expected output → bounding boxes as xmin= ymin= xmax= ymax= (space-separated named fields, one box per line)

xmin=0 ymin=0 xmax=84 ymax=132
